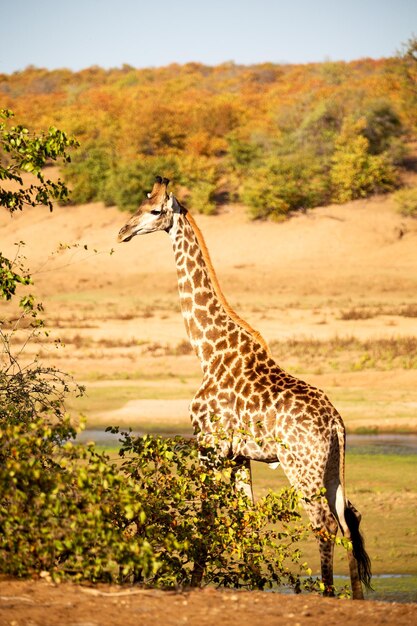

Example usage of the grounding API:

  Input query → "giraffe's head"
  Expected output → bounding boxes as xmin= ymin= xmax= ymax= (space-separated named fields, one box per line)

xmin=117 ymin=176 xmax=183 ymax=242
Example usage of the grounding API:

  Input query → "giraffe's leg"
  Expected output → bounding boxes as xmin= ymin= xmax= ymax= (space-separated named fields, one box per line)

xmin=231 ymin=457 xmax=262 ymax=581
xmin=190 ymin=441 xmax=217 ymax=588
xmin=334 ymin=494 xmax=371 ymax=600
xmin=232 ymin=457 xmax=254 ymax=503
xmin=323 ymin=477 xmax=371 ymax=599
xmin=321 ymin=473 xmax=367 ymax=598
xmin=280 ymin=453 xmax=339 ymax=595
xmin=347 ymin=543 xmax=364 ymax=600
xmin=303 ymin=499 xmax=339 ymax=596
xmin=190 ymin=501 xmax=209 ymax=588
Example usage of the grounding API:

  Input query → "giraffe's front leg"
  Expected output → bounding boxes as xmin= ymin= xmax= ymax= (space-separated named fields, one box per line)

xmin=232 ymin=457 xmax=254 ymax=503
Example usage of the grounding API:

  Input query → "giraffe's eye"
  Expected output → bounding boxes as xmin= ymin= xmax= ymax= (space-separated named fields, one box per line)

xmin=150 ymin=209 xmax=162 ymax=216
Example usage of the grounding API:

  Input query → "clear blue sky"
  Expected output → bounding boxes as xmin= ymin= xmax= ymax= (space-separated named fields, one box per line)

xmin=1 ymin=0 xmax=416 ymax=73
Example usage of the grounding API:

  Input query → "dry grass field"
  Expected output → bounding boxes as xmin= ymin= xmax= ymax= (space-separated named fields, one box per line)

xmin=2 ymin=172 xmax=417 ymax=433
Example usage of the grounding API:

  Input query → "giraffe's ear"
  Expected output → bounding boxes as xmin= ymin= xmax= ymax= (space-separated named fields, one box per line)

xmin=148 ymin=176 xmax=169 ymax=203
xmin=168 ymin=193 xmax=181 ymax=213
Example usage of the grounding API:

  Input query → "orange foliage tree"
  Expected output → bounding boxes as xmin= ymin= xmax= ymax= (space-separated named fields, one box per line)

xmin=0 ymin=55 xmax=414 ymax=217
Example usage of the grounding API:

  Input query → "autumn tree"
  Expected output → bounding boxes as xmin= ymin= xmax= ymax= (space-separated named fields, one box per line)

xmin=1 ymin=57 xmax=413 ymax=218
xmin=330 ymin=116 xmax=398 ymax=203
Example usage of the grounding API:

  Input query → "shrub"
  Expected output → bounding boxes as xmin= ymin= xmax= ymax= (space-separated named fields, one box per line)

xmin=103 ymin=155 xmax=182 ymax=212
xmin=102 ymin=159 xmax=153 ymax=211
xmin=113 ymin=430 xmax=319 ymax=590
xmin=0 ymin=313 xmax=323 ymax=592
xmin=0 ymin=325 xmax=157 ymax=582
xmin=227 ymin=134 xmax=262 ymax=172
xmin=363 ymin=100 xmax=403 ymax=156
xmin=393 ymin=187 xmax=417 ymax=218
xmin=186 ymin=181 xmax=217 ymax=215
xmin=296 ymin=100 xmax=342 ymax=157
xmin=330 ymin=117 xmax=398 ymax=203
xmin=179 ymin=155 xmax=220 ymax=214
xmin=0 ymin=384 xmax=321 ymax=591
xmin=242 ymin=154 xmax=330 ymax=220
xmin=64 ymin=143 xmax=113 ymax=205
xmin=0 ymin=418 xmax=156 ymax=582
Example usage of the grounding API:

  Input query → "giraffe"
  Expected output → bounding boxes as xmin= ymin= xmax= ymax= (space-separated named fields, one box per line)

xmin=117 ymin=176 xmax=372 ymax=599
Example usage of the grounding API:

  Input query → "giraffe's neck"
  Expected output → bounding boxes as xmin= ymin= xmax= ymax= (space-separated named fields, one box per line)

xmin=169 ymin=212 xmax=269 ymax=371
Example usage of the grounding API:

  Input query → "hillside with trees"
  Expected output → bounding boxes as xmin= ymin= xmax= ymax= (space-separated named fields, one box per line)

xmin=1 ymin=42 xmax=416 ymax=218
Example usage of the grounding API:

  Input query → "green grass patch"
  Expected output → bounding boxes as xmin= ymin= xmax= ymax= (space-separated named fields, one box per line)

xmin=363 ymin=574 xmax=417 ymax=603
xmin=252 ymin=454 xmax=417 ymax=579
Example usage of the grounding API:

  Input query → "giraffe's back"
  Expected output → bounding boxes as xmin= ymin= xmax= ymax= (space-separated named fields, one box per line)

xmin=191 ymin=338 xmax=344 ymax=465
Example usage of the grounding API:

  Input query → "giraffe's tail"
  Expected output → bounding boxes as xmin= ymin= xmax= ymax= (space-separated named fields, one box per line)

xmin=333 ymin=419 xmax=372 ymax=591
xmin=344 ymin=502 xmax=373 ymax=590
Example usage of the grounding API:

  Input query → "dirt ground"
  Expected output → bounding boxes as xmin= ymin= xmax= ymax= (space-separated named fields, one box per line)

xmin=0 ymin=578 xmax=417 ymax=626
xmin=1 ymin=177 xmax=417 ymax=623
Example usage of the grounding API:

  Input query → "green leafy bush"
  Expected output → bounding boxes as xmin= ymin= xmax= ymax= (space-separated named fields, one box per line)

xmin=0 ymin=108 xmax=78 ymax=212
xmin=330 ymin=117 xmax=398 ymax=203
xmin=0 ymin=418 xmax=156 ymax=582
xmin=114 ymin=430 xmax=319 ymax=590
xmin=186 ymin=181 xmax=217 ymax=215
xmin=0 ymin=376 xmax=321 ymax=591
xmin=0 ymin=251 xmax=31 ymax=302
xmin=393 ymin=187 xmax=417 ymax=218
xmin=227 ymin=134 xmax=262 ymax=172
xmin=242 ymin=154 xmax=330 ymax=220
xmin=64 ymin=143 xmax=113 ymax=205
xmin=363 ymin=101 xmax=403 ymax=156
xmin=103 ymin=156 xmax=182 ymax=212
xmin=0 ymin=309 xmax=341 ymax=592
xmin=295 ymin=100 xmax=342 ymax=158
xmin=0 ymin=319 xmax=157 ymax=582
xmin=178 ymin=155 xmax=221 ymax=214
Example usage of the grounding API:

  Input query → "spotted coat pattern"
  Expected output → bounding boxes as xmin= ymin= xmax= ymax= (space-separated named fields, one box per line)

xmin=173 ymin=214 xmax=343 ymax=495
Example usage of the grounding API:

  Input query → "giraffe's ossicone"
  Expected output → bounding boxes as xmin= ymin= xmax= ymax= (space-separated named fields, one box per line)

xmin=118 ymin=176 xmax=372 ymax=599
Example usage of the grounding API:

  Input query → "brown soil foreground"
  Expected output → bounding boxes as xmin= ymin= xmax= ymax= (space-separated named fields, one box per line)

xmin=0 ymin=579 xmax=416 ymax=626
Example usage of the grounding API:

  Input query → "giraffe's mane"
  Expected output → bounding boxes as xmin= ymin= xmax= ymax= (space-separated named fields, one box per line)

xmin=185 ymin=211 xmax=271 ymax=355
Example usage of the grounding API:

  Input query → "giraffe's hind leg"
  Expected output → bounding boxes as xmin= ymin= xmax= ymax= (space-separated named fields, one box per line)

xmin=302 ymin=498 xmax=339 ymax=596
xmin=279 ymin=453 xmax=339 ymax=595
xmin=321 ymin=462 xmax=367 ymax=598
